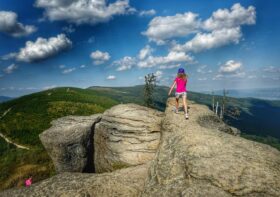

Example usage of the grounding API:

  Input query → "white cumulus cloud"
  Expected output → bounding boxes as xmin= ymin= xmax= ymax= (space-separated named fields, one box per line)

xmin=16 ymin=34 xmax=72 ymax=62
xmin=3 ymin=64 xmax=18 ymax=74
xmin=142 ymin=12 xmax=200 ymax=44
xmin=59 ymin=64 xmax=66 ymax=69
xmin=0 ymin=11 xmax=37 ymax=37
xmin=113 ymin=56 xmax=136 ymax=71
xmin=1 ymin=52 xmax=17 ymax=61
xmin=203 ymin=3 xmax=256 ymax=31
xmin=138 ymin=45 xmax=153 ymax=60
xmin=90 ymin=50 xmax=111 ymax=65
xmin=173 ymin=27 xmax=242 ymax=52
xmin=62 ymin=25 xmax=75 ymax=33
xmin=197 ymin=65 xmax=212 ymax=74
xmin=35 ymin=0 xmax=133 ymax=25
xmin=158 ymin=64 xmax=180 ymax=70
xmin=145 ymin=3 xmax=256 ymax=53
xmin=154 ymin=70 xmax=163 ymax=79
xmin=139 ymin=9 xmax=156 ymax=17
xmin=213 ymin=60 xmax=245 ymax=80
xmin=219 ymin=60 xmax=242 ymax=74
xmin=114 ymin=47 xmax=192 ymax=70
xmin=263 ymin=66 xmax=280 ymax=73
xmin=138 ymin=51 xmax=193 ymax=68
xmin=62 ymin=67 xmax=76 ymax=74
xmin=107 ymin=75 xmax=116 ymax=80
xmin=198 ymin=77 xmax=207 ymax=81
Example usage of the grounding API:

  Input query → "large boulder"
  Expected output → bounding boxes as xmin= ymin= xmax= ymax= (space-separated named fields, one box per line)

xmin=39 ymin=114 xmax=101 ymax=173
xmin=141 ymin=98 xmax=280 ymax=196
xmin=94 ymin=104 xmax=164 ymax=173
xmin=0 ymin=164 xmax=149 ymax=197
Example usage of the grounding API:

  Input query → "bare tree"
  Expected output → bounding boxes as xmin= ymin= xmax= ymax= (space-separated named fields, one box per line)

xmin=220 ymin=89 xmax=229 ymax=119
xmin=212 ymin=91 xmax=215 ymax=112
xmin=215 ymin=101 xmax=219 ymax=115
xmin=212 ymin=89 xmax=240 ymax=120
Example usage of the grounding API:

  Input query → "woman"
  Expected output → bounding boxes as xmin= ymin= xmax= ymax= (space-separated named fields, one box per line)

xmin=168 ymin=68 xmax=189 ymax=119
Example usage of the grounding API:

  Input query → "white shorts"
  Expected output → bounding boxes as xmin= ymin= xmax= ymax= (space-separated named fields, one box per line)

xmin=175 ymin=91 xmax=187 ymax=98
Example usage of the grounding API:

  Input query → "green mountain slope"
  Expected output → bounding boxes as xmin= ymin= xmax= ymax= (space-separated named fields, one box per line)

xmin=0 ymin=87 xmax=119 ymax=190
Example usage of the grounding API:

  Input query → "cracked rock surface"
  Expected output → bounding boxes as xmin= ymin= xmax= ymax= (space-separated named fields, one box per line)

xmin=39 ymin=114 xmax=102 ymax=173
xmin=141 ymin=98 xmax=280 ymax=196
xmin=94 ymin=103 xmax=164 ymax=173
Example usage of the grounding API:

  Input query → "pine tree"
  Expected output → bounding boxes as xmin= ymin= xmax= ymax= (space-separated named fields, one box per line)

xmin=143 ymin=73 xmax=156 ymax=107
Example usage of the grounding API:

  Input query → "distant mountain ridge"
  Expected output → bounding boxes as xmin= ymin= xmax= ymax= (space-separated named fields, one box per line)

xmin=204 ymin=87 xmax=280 ymax=100
xmin=0 ymin=96 xmax=13 ymax=103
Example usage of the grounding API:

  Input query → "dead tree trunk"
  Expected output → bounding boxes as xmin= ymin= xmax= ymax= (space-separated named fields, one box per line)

xmin=221 ymin=89 xmax=228 ymax=119
xmin=212 ymin=91 xmax=215 ymax=112
xmin=215 ymin=101 xmax=219 ymax=115
xmin=220 ymin=107 xmax=223 ymax=119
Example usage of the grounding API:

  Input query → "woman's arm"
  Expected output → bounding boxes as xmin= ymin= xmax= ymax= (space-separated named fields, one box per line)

xmin=168 ymin=81 xmax=176 ymax=96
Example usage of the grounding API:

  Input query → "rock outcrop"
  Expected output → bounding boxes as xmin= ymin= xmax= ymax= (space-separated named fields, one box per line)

xmin=94 ymin=104 xmax=163 ymax=172
xmin=39 ymin=114 xmax=101 ymax=173
xmin=141 ymin=98 xmax=280 ymax=196
xmin=197 ymin=114 xmax=241 ymax=136
xmin=1 ymin=99 xmax=280 ymax=197
xmin=0 ymin=164 xmax=149 ymax=197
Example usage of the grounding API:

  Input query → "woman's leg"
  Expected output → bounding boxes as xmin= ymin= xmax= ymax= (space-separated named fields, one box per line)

xmin=175 ymin=97 xmax=179 ymax=112
xmin=182 ymin=94 xmax=188 ymax=114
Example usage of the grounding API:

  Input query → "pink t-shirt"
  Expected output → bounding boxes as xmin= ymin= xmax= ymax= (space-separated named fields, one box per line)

xmin=174 ymin=77 xmax=187 ymax=93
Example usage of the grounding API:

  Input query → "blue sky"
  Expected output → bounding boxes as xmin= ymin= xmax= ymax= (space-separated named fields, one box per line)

xmin=0 ymin=0 xmax=279 ymax=97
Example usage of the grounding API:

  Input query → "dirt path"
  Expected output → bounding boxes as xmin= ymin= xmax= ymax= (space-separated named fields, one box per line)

xmin=0 ymin=107 xmax=30 ymax=150
xmin=0 ymin=107 xmax=12 ymax=119
xmin=0 ymin=132 xmax=30 ymax=150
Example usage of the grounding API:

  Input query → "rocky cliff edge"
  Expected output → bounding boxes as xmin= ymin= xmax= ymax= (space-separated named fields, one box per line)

xmin=1 ymin=98 xmax=279 ymax=197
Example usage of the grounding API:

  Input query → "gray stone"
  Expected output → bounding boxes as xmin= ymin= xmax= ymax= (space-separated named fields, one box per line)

xmin=0 ymin=164 xmax=149 ymax=197
xmin=141 ymin=98 xmax=280 ymax=196
xmin=94 ymin=103 xmax=163 ymax=173
xmin=39 ymin=114 xmax=101 ymax=173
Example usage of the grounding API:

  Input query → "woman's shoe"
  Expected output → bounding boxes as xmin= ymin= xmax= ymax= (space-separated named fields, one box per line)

xmin=185 ymin=113 xmax=189 ymax=119
xmin=173 ymin=107 xmax=179 ymax=114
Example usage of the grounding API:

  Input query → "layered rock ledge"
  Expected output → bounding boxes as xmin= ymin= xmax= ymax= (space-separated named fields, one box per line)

xmin=94 ymin=104 xmax=163 ymax=172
